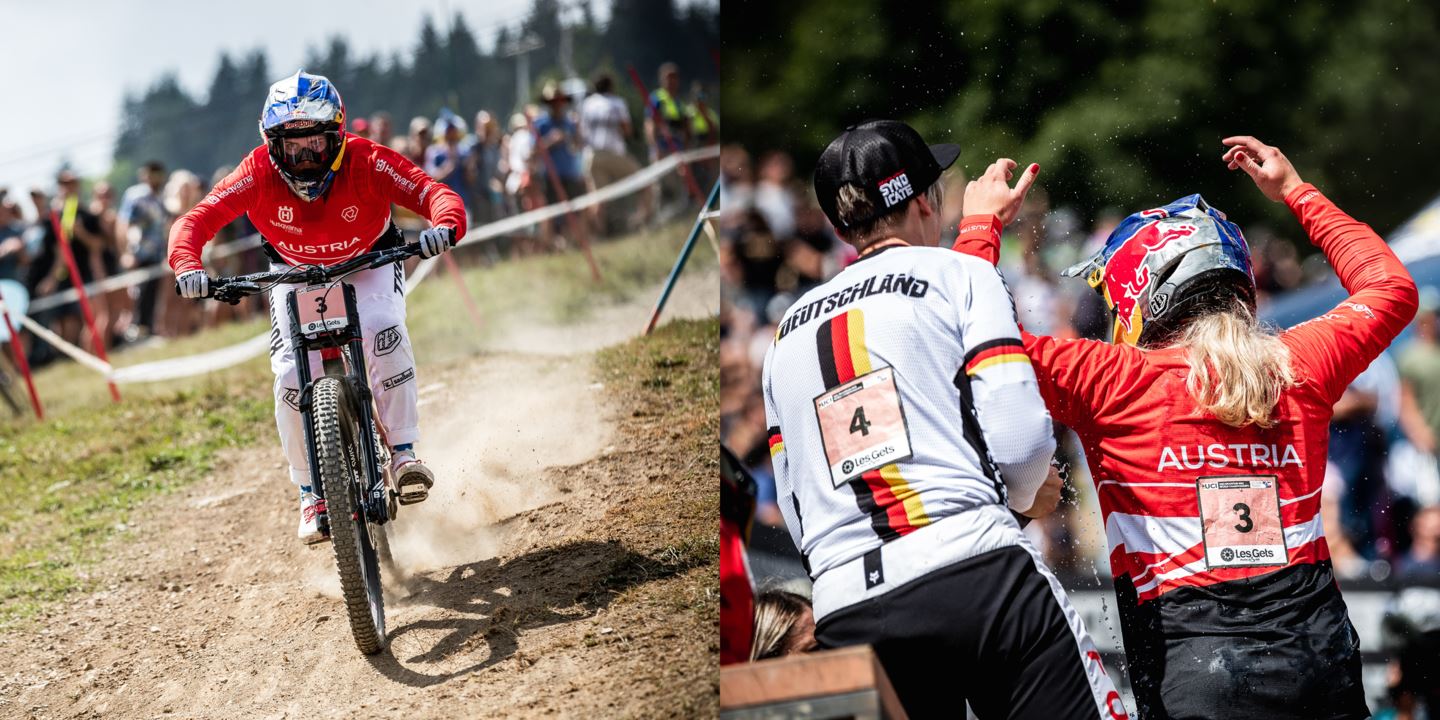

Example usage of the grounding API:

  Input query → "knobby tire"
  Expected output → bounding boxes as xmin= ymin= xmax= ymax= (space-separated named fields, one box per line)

xmin=312 ymin=377 xmax=387 ymax=654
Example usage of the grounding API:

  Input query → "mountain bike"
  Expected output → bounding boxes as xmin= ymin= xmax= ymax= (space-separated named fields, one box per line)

xmin=203 ymin=242 xmax=423 ymax=654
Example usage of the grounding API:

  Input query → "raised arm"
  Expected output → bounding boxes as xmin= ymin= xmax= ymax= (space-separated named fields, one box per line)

xmin=1223 ymin=136 xmax=1419 ymax=403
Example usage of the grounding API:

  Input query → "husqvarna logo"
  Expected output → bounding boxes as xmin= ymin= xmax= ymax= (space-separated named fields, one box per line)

xmin=341 ymin=205 xmax=359 ymax=222
xmin=278 ymin=206 xmax=294 ymax=223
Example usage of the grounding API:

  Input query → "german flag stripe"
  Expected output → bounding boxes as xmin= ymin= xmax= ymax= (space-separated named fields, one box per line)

xmin=849 ymin=474 xmax=901 ymax=542
xmin=813 ymin=309 xmax=929 ymax=540
xmin=768 ymin=426 xmax=784 ymax=458
xmin=882 ymin=464 xmax=931 ymax=531
xmin=846 ymin=310 xmax=872 ymax=376
xmin=816 ymin=319 xmax=840 ymax=389
xmin=964 ymin=338 xmax=1028 ymax=375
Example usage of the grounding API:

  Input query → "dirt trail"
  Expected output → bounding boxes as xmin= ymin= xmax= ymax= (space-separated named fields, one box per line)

xmin=0 ymin=268 xmax=719 ymax=719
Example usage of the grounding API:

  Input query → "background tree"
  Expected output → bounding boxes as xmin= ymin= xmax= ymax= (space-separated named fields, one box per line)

xmin=722 ymin=0 xmax=1440 ymax=235
xmin=107 ymin=0 xmax=718 ymax=186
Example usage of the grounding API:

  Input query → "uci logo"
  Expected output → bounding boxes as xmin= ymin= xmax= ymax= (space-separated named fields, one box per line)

xmin=1221 ymin=548 xmax=1235 ymax=562
xmin=342 ymin=205 xmax=359 ymax=222
xmin=278 ymin=205 xmax=294 ymax=223
xmin=842 ymin=460 xmax=855 ymax=474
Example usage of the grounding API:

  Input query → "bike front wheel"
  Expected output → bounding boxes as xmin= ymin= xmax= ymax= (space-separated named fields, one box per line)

xmin=312 ymin=376 xmax=387 ymax=654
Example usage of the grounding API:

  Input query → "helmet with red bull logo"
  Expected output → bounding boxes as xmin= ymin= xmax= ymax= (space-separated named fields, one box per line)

xmin=259 ymin=70 xmax=347 ymax=201
xmin=1062 ymin=195 xmax=1254 ymax=347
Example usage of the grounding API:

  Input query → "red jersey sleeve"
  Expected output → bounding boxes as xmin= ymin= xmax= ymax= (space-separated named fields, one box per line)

xmin=1279 ymin=183 xmax=1419 ymax=404
xmin=949 ymin=213 xmax=1146 ymax=427
xmin=368 ymin=143 xmax=468 ymax=241
xmin=168 ymin=153 xmax=260 ymax=274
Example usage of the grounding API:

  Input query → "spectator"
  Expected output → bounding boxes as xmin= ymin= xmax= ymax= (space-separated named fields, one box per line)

xmin=581 ymin=71 xmax=649 ymax=232
xmin=370 ymin=111 xmax=396 ymax=149
xmin=505 ymin=111 xmax=546 ymax=255
xmin=425 ymin=112 xmax=473 ymax=213
xmin=1331 ymin=355 xmax=1400 ymax=562
xmin=752 ymin=151 xmax=796 ymax=241
xmin=159 ymin=170 xmax=204 ymax=337
xmin=1400 ymin=287 xmax=1440 ymax=461
xmin=86 ymin=180 xmax=133 ymax=344
xmin=350 ymin=116 xmax=372 ymax=141
xmin=645 ymin=62 xmax=691 ymax=161
xmin=403 ymin=116 xmax=432 ymax=167
xmin=534 ymin=81 xmax=590 ymax=252
xmin=23 ymin=188 xmax=80 ymax=365
xmin=116 ymin=161 xmax=171 ymax=340
xmin=469 ymin=110 xmax=505 ymax=225
xmin=0 ymin=193 xmax=28 ymax=283
xmin=749 ymin=589 xmax=817 ymax=661
xmin=1398 ymin=506 xmax=1440 ymax=581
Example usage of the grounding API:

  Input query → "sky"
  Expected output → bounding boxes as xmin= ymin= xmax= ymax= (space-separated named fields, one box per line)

xmin=0 ymin=0 xmax=595 ymax=194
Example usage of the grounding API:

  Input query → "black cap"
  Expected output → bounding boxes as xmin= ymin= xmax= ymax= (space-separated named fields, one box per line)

xmin=814 ymin=119 xmax=960 ymax=230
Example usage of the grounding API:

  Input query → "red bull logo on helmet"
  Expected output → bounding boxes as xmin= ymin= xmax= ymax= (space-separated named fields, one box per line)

xmin=1104 ymin=221 xmax=1199 ymax=339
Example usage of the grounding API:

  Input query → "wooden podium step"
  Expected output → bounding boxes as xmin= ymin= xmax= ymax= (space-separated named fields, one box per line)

xmin=720 ymin=645 xmax=909 ymax=719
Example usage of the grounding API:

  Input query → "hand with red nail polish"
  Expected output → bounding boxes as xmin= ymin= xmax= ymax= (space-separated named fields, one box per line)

xmin=963 ymin=158 xmax=1042 ymax=227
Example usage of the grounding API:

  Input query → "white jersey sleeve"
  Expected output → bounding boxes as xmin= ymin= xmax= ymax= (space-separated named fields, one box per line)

xmin=954 ymin=262 xmax=1056 ymax=513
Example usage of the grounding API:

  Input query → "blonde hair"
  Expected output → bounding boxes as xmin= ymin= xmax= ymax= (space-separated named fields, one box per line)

xmin=1177 ymin=301 xmax=1294 ymax=428
xmin=750 ymin=590 xmax=811 ymax=661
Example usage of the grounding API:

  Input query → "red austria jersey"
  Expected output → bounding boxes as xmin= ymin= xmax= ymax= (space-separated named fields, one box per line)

xmin=168 ymin=134 xmax=467 ymax=274
xmin=951 ymin=185 xmax=1418 ymax=603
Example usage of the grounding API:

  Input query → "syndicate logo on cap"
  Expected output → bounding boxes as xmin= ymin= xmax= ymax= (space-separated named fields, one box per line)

xmin=878 ymin=171 xmax=914 ymax=208
xmin=813 ymin=119 xmax=960 ymax=232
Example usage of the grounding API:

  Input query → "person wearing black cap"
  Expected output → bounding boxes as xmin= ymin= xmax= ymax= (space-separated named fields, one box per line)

xmin=760 ymin=119 xmax=1124 ymax=719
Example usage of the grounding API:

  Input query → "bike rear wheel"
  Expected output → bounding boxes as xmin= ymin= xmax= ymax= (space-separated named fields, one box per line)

xmin=311 ymin=376 xmax=387 ymax=654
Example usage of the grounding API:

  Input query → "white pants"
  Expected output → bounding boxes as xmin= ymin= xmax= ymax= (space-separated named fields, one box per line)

xmin=267 ymin=262 xmax=419 ymax=487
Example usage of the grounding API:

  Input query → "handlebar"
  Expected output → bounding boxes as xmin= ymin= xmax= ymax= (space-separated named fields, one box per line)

xmin=198 ymin=243 xmax=424 ymax=305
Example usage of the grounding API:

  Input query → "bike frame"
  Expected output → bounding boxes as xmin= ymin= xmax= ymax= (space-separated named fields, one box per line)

xmin=204 ymin=243 xmax=420 ymax=529
xmin=286 ymin=280 xmax=392 ymax=529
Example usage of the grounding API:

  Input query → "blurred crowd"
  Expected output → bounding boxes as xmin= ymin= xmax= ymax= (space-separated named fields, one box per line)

xmin=719 ymin=144 xmax=1440 ymax=587
xmin=0 ymin=62 xmax=718 ymax=373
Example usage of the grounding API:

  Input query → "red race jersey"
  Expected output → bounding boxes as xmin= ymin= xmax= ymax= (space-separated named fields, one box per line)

xmin=952 ymin=184 xmax=1417 ymax=602
xmin=168 ymin=134 xmax=467 ymax=274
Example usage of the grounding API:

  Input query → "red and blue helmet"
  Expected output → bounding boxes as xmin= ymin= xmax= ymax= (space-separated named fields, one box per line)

xmin=1063 ymin=194 xmax=1255 ymax=347
xmin=259 ymin=70 xmax=347 ymax=201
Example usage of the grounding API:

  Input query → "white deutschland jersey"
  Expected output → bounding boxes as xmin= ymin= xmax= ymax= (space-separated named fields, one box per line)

xmin=762 ymin=245 xmax=1056 ymax=579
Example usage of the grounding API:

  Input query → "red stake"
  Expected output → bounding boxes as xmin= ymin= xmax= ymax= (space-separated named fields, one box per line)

xmin=527 ymin=115 xmax=603 ymax=284
xmin=0 ymin=303 xmax=43 ymax=419
xmin=439 ymin=252 xmax=485 ymax=332
xmin=50 ymin=206 xmax=120 ymax=402
xmin=625 ymin=65 xmax=706 ymax=204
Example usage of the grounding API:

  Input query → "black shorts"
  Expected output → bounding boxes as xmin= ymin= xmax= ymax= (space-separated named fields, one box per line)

xmin=1116 ymin=562 xmax=1369 ymax=720
xmin=815 ymin=545 xmax=1123 ymax=720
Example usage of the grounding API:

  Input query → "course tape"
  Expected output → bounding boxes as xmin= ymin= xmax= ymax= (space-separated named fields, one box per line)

xmin=23 ymin=146 xmax=719 ymax=385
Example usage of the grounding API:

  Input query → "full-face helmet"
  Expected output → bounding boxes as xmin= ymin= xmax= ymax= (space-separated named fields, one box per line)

xmin=1063 ymin=195 xmax=1255 ymax=347
xmin=259 ymin=70 xmax=346 ymax=201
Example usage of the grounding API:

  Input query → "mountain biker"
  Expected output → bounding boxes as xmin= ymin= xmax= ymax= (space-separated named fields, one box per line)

xmin=763 ymin=120 xmax=1124 ymax=719
xmin=951 ymin=137 xmax=1418 ymax=719
xmin=167 ymin=70 xmax=466 ymax=544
